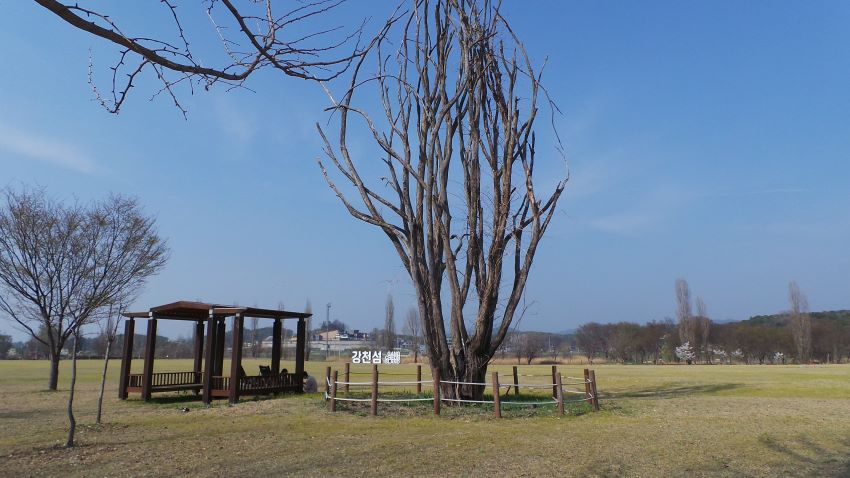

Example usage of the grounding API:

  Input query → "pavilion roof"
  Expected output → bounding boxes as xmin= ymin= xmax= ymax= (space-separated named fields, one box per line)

xmin=123 ymin=300 xmax=311 ymax=320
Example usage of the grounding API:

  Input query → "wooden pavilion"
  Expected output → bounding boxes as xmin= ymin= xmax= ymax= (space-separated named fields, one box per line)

xmin=119 ymin=301 xmax=311 ymax=404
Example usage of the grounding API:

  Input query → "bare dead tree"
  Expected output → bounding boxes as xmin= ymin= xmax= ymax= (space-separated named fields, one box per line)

xmin=96 ymin=302 xmax=124 ymax=425
xmin=384 ymin=294 xmax=396 ymax=350
xmin=319 ymin=0 xmax=566 ymax=399
xmin=675 ymin=278 xmax=694 ymax=348
xmin=403 ymin=307 xmax=421 ymax=362
xmin=32 ymin=0 xmax=374 ymax=116
xmin=788 ymin=280 xmax=811 ymax=363
xmin=0 ymin=188 xmax=169 ymax=391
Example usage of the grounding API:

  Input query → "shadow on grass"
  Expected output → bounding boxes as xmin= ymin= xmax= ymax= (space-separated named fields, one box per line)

xmin=129 ymin=390 xmax=305 ymax=408
xmin=759 ymin=434 xmax=850 ymax=477
xmin=136 ymin=393 xmax=206 ymax=406
xmin=0 ymin=409 xmax=44 ymax=420
xmin=606 ymin=382 xmax=743 ymax=399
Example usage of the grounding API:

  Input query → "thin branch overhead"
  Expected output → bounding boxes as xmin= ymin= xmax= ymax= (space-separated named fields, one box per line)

xmin=35 ymin=0 xmax=372 ymax=115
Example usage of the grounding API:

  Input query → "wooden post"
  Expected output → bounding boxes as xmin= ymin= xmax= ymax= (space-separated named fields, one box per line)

xmin=583 ymin=368 xmax=592 ymax=407
xmin=433 ymin=372 xmax=441 ymax=416
xmin=271 ymin=319 xmax=281 ymax=375
xmin=492 ymin=372 xmax=501 ymax=419
xmin=325 ymin=366 xmax=332 ymax=396
xmin=214 ymin=318 xmax=226 ymax=377
xmin=295 ymin=318 xmax=306 ymax=392
xmin=193 ymin=320 xmax=204 ymax=385
xmin=202 ymin=312 xmax=216 ymax=404
xmin=141 ymin=316 xmax=157 ymax=401
xmin=551 ymin=365 xmax=558 ymax=398
xmin=118 ymin=318 xmax=135 ymax=399
xmin=228 ymin=314 xmax=244 ymax=404
xmin=370 ymin=364 xmax=379 ymax=416
xmin=590 ymin=369 xmax=600 ymax=411
xmin=416 ymin=364 xmax=422 ymax=394
xmin=330 ymin=370 xmax=338 ymax=412
xmin=556 ymin=372 xmax=565 ymax=416
xmin=344 ymin=362 xmax=350 ymax=393
xmin=512 ymin=365 xmax=519 ymax=396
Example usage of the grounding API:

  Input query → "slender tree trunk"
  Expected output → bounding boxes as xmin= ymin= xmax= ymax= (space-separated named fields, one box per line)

xmin=48 ymin=353 xmax=60 ymax=391
xmin=96 ymin=339 xmax=113 ymax=425
xmin=65 ymin=336 xmax=79 ymax=448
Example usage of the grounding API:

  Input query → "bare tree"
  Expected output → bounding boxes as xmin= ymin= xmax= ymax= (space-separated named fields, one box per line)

xmin=384 ymin=294 xmax=396 ymax=350
xmin=788 ymin=281 xmax=811 ymax=363
xmin=278 ymin=300 xmax=287 ymax=360
xmin=32 ymin=0 xmax=372 ymax=116
xmin=0 ymin=332 xmax=12 ymax=359
xmin=675 ymin=278 xmax=695 ymax=349
xmin=0 ymin=188 xmax=169 ymax=390
xmin=518 ymin=333 xmax=546 ymax=365
xmin=695 ymin=296 xmax=711 ymax=363
xmin=95 ymin=303 xmax=124 ymax=425
xmin=317 ymin=0 xmax=565 ymax=400
xmin=403 ymin=307 xmax=421 ymax=362
xmin=65 ymin=329 xmax=81 ymax=447
xmin=304 ymin=299 xmax=312 ymax=361
xmin=251 ymin=316 xmax=260 ymax=358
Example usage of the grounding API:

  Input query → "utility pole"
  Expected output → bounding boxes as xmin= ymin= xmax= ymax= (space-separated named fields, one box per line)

xmin=326 ymin=302 xmax=331 ymax=360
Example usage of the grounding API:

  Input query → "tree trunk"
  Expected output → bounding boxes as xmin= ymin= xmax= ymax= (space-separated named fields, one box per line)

xmin=431 ymin=352 xmax=490 ymax=401
xmin=96 ymin=339 xmax=113 ymax=425
xmin=48 ymin=353 xmax=60 ymax=391
xmin=65 ymin=337 xmax=79 ymax=448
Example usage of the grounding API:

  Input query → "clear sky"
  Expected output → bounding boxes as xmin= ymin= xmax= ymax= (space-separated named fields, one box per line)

xmin=1 ymin=1 xmax=849 ymax=340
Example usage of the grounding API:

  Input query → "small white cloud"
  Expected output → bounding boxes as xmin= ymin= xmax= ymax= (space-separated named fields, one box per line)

xmin=0 ymin=126 xmax=96 ymax=174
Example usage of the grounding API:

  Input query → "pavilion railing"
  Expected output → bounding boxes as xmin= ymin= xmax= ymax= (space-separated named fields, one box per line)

xmin=240 ymin=373 xmax=300 ymax=393
xmin=211 ymin=376 xmax=230 ymax=391
xmin=128 ymin=372 xmax=299 ymax=395
xmin=128 ymin=371 xmax=202 ymax=389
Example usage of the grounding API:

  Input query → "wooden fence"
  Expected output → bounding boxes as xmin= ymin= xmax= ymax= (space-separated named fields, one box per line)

xmin=325 ymin=364 xmax=600 ymax=418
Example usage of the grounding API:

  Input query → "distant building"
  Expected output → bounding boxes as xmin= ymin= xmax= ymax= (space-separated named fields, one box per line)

xmin=318 ymin=330 xmax=340 ymax=341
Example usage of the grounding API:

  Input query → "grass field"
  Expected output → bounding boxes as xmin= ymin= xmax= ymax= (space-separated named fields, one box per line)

xmin=1 ymin=359 xmax=849 ymax=477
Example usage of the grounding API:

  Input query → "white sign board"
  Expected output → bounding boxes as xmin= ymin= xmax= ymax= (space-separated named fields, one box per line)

xmin=352 ymin=350 xmax=401 ymax=364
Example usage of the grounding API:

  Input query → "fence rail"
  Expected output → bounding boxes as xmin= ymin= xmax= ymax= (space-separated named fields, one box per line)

xmin=326 ymin=364 xmax=600 ymax=418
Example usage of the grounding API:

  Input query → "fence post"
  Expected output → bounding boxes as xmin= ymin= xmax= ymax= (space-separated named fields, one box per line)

xmin=330 ymin=370 xmax=338 ymax=412
xmin=492 ymin=372 xmax=501 ymax=419
xmin=325 ymin=366 xmax=332 ymax=396
xmin=417 ymin=364 xmax=422 ymax=394
xmin=512 ymin=365 xmax=519 ymax=396
xmin=590 ymin=369 xmax=600 ymax=411
xmin=433 ymin=372 xmax=441 ymax=416
xmin=371 ymin=364 xmax=379 ymax=416
xmin=583 ymin=368 xmax=592 ymax=407
xmin=556 ymin=372 xmax=565 ymax=416
xmin=344 ymin=362 xmax=350 ymax=394
xmin=551 ymin=365 xmax=558 ymax=398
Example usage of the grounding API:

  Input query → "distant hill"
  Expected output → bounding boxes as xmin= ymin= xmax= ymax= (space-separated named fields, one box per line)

xmin=743 ymin=310 xmax=850 ymax=328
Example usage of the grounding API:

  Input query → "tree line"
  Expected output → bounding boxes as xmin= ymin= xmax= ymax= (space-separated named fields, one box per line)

xmin=575 ymin=279 xmax=849 ymax=365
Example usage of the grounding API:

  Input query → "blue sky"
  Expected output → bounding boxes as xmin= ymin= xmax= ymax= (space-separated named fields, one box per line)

xmin=1 ymin=1 xmax=849 ymax=340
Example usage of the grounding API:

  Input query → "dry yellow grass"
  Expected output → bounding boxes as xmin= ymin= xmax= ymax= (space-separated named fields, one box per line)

xmin=1 ymin=359 xmax=849 ymax=477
